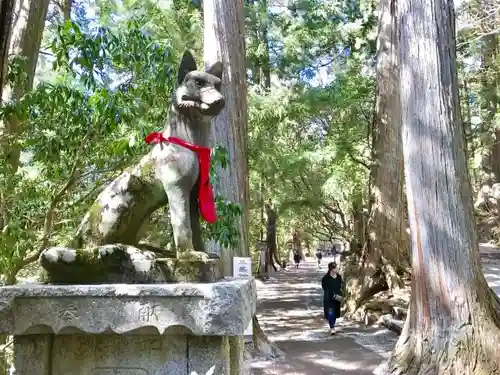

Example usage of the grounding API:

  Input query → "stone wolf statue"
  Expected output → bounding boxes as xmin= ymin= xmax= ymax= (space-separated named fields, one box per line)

xmin=39 ymin=51 xmax=226 ymax=282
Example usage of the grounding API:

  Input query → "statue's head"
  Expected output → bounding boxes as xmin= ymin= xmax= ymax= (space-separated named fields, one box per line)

xmin=175 ymin=50 xmax=225 ymax=117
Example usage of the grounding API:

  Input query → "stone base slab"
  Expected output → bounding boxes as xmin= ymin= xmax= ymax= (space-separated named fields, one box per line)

xmin=157 ymin=257 xmax=222 ymax=283
xmin=0 ymin=279 xmax=256 ymax=375
xmin=0 ymin=279 xmax=256 ymax=336
xmin=40 ymin=245 xmax=223 ymax=284
xmin=14 ymin=334 xmax=230 ymax=375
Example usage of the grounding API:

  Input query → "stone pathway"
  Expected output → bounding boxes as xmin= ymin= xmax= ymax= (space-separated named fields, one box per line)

xmin=248 ymin=246 xmax=500 ymax=374
xmin=249 ymin=257 xmax=398 ymax=375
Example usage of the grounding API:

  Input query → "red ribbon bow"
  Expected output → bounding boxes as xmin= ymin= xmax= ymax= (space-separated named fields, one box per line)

xmin=144 ymin=131 xmax=217 ymax=223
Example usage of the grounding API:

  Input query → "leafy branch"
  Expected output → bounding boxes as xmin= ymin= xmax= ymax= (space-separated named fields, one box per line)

xmin=4 ymin=128 xmax=92 ymax=284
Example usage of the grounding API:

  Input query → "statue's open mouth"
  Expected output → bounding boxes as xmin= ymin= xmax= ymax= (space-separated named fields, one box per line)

xmin=181 ymin=94 xmax=225 ymax=116
xmin=199 ymin=100 xmax=224 ymax=115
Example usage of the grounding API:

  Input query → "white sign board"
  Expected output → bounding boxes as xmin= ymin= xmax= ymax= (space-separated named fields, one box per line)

xmin=233 ymin=257 xmax=252 ymax=279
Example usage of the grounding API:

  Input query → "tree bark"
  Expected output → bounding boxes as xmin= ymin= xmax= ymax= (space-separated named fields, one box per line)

xmin=389 ymin=0 xmax=500 ymax=372
xmin=203 ymin=0 xmax=250 ymax=276
xmin=345 ymin=0 xmax=409 ymax=314
xmin=0 ymin=3 xmax=48 ymax=370
xmin=259 ymin=179 xmax=264 ymax=241
xmin=1 ymin=0 xmax=50 ymax=173
xmin=203 ymin=0 xmax=276 ymax=366
xmin=368 ymin=0 xmax=409 ymax=283
xmin=0 ymin=0 xmax=50 ymax=255
xmin=249 ymin=0 xmax=274 ymax=274
xmin=0 ymin=3 xmax=14 ymax=370
xmin=351 ymin=198 xmax=365 ymax=251
xmin=0 ymin=0 xmax=14 ymax=97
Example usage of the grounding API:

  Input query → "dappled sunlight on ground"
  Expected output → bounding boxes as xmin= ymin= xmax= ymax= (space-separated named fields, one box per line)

xmin=250 ymin=257 xmax=398 ymax=375
xmin=250 ymin=247 xmax=500 ymax=374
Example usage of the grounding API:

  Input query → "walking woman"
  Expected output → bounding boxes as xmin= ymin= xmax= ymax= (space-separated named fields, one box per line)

xmin=321 ymin=262 xmax=343 ymax=335
xmin=293 ymin=250 xmax=301 ymax=268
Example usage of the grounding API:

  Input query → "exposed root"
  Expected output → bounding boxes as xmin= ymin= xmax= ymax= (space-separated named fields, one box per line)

xmin=381 ymin=314 xmax=404 ymax=334
xmin=252 ymin=315 xmax=283 ymax=359
xmin=343 ymin=245 xmax=410 ymax=319
xmin=388 ymin=317 xmax=500 ymax=375
xmin=489 ymin=287 xmax=500 ymax=323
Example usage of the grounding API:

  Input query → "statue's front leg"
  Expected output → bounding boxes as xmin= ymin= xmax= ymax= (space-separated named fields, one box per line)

xmin=189 ymin=183 xmax=205 ymax=254
xmin=166 ymin=186 xmax=208 ymax=262
xmin=165 ymin=186 xmax=194 ymax=254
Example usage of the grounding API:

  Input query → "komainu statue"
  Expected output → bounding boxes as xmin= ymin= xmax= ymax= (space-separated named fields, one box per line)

xmin=39 ymin=50 xmax=226 ymax=284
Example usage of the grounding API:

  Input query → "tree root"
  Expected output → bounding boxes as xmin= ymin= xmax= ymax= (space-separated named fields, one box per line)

xmin=251 ymin=315 xmax=283 ymax=359
xmin=489 ymin=287 xmax=500 ymax=322
xmin=388 ymin=315 xmax=500 ymax=375
xmin=343 ymin=245 xmax=410 ymax=319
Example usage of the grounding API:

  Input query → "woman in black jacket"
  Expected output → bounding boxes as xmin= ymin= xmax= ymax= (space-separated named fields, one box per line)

xmin=293 ymin=251 xmax=301 ymax=268
xmin=321 ymin=262 xmax=343 ymax=335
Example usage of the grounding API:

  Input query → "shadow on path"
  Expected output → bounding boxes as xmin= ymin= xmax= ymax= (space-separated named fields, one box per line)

xmin=250 ymin=258 xmax=398 ymax=375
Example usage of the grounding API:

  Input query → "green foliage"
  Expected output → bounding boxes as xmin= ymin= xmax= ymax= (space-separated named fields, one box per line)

xmin=204 ymin=197 xmax=243 ymax=249
xmin=245 ymin=0 xmax=375 ymax=251
xmin=0 ymin=15 xmax=177 ymax=277
xmin=0 ymin=2 xmax=237 ymax=280
xmin=206 ymin=146 xmax=243 ymax=248
xmin=1 ymin=0 xmax=390 ymax=279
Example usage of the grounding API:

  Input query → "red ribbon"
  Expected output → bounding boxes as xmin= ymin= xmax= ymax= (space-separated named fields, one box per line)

xmin=144 ymin=131 xmax=217 ymax=223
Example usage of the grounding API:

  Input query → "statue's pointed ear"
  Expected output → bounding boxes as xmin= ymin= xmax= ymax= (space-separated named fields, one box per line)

xmin=177 ymin=50 xmax=198 ymax=84
xmin=206 ymin=61 xmax=223 ymax=80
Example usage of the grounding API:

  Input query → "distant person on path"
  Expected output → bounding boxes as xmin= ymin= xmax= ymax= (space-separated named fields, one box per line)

xmin=321 ymin=262 xmax=343 ymax=335
xmin=316 ymin=249 xmax=323 ymax=268
xmin=293 ymin=250 xmax=301 ymax=268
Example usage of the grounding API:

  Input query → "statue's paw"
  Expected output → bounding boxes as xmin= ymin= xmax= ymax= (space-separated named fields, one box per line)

xmin=40 ymin=247 xmax=78 ymax=265
xmin=178 ymin=250 xmax=210 ymax=262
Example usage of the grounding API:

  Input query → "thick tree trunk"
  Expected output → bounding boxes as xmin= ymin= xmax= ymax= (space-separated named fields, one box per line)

xmin=203 ymin=0 xmax=250 ymax=275
xmin=345 ymin=0 xmax=409 ymax=314
xmin=1 ymin=0 xmax=50 ymax=173
xmin=0 ymin=0 xmax=14 ymax=96
xmin=203 ymin=1 xmax=271 ymax=367
xmin=0 ymin=2 xmax=47 ymax=371
xmin=1 ymin=0 xmax=49 ymax=235
xmin=352 ymin=199 xmax=365 ymax=250
xmin=250 ymin=0 xmax=273 ymax=272
xmin=367 ymin=0 xmax=409 ymax=284
xmin=388 ymin=0 xmax=500 ymax=372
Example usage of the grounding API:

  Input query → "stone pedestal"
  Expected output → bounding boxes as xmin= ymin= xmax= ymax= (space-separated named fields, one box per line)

xmin=0 ymin=279 xmax=256 ymax=375
xmin=157 ymin=257 xmax=223 ymax=283
xmin=40 ymin=245 xmax=223 ymax=284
